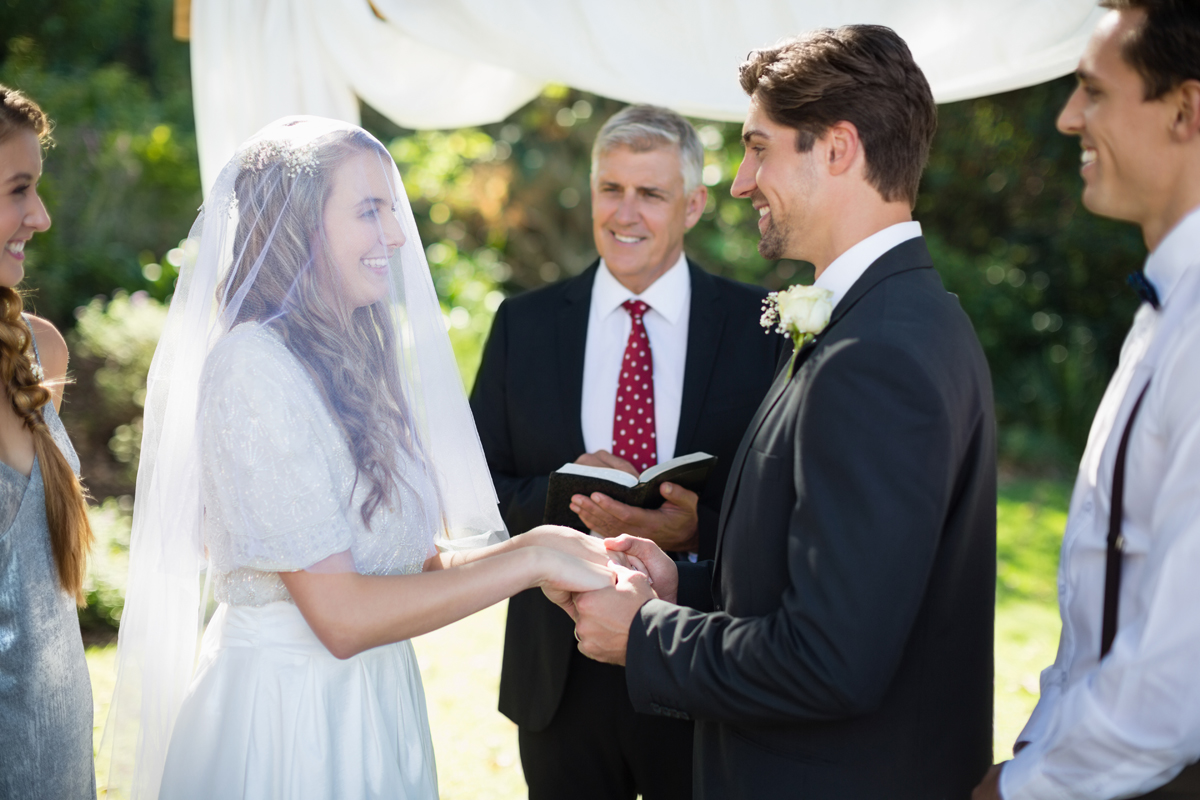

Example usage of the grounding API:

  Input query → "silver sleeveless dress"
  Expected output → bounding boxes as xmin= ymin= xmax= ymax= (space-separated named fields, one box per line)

xmin=0 ymin=322 xmax=96 ymax=799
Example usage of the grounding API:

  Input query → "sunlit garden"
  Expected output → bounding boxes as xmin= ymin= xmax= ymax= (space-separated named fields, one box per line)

xmin=1 ymin=2 xmax=1149 ymax=797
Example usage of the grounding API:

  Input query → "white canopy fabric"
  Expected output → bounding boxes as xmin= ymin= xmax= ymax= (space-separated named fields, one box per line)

xmin=191 ymin=0 xmax=1104 ymax=194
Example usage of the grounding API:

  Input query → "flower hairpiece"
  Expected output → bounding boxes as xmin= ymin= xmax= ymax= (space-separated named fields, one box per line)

xmin=761 ymin=284 xmax=834 ymax=378
xmin=238 ymin=139 xmax=319 ymax=177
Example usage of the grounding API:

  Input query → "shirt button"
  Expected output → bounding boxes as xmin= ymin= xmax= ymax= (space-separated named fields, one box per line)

xmin=1084 ymin=500 xmax=1093 ymax=512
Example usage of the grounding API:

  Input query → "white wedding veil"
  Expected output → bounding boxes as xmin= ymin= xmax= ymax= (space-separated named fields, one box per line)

xmin=97 ymin=116 xmax=507 ymax=798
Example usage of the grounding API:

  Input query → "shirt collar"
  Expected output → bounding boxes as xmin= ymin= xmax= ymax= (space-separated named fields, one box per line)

xmin=813 ymin=221 xmax=923 ymax=310
xmin=1145 ymin=204 xmax=1200 ymax=307
xmin=594 ymin=251 xmax=691 ymax=324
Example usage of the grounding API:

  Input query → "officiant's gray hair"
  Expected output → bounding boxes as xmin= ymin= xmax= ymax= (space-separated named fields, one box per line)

xmin=591 ymin=105 xmax=704 ymax=193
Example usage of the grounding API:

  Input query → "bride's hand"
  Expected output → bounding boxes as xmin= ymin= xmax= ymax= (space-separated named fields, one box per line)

xmin=519 ymin=525 xmax=647 ymax=577
xmin=520 ymin=525 xmax=613 ymax=567
xmin=532 ymin=547 xmax=615 ymax=621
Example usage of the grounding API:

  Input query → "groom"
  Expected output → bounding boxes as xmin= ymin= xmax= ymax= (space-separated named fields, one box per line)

xmin=564 ymin=25 xmax=997 ymax=799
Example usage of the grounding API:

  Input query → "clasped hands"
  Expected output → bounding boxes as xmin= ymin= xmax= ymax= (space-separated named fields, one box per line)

xmin=527 ymin=449 xmax=694 ymax=665
xmin=527 ymin=525 xmax=680 ymax=667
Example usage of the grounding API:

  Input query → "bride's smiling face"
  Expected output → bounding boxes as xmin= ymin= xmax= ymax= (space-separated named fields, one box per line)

xmin=319 ymin=150 xmax=405 ymax=308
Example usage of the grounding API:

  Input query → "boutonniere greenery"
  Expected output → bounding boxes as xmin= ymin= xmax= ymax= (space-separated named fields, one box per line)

xmin=760 ymin=284 xmax=834 ymax=378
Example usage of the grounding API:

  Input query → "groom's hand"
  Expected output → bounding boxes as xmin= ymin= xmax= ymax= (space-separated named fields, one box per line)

xmin=571 ymin=482 xmax=700 ymax=552
xmin=573 ymin=564 xmax=654 ymax=666
xmin=971 ymin=763 xmax=1005 ymax=800
xmin=604 ymin=535 xmax=678 ymax=603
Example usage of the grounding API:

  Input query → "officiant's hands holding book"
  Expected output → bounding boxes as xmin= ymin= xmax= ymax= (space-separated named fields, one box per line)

xmin=571 ymin=481 xmax=700 ymax=551
xmin=565 ymin=450 xmax=700 ymax=551
xmin=573 ymin=449 xmax=641 ymax=477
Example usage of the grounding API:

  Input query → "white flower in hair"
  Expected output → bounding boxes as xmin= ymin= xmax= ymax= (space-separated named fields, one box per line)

xmin=238 ymin=138 xmax=319 ymax=177
xmin=760 ymin=284 xmax=834 ymax=377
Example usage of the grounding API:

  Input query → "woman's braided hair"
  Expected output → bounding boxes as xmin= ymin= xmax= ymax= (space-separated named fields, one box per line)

xmin=1 ymin=84 xmax=93 ymax=605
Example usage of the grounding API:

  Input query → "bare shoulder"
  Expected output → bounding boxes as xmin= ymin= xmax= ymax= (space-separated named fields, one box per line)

xmin=26 ymin=314 xmax=69 ymax=384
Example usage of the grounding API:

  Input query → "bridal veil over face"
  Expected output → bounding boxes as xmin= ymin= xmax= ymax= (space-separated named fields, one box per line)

xmin=98 ymin=116 xmax=507 ymax=798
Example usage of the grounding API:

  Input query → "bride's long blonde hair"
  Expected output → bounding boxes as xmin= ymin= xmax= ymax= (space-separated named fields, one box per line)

xmin=218 ymin=129 xmax=423 ymax=528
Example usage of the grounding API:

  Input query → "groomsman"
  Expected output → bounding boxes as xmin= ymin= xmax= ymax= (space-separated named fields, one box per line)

xmin=974 ymin=3 xmax=1200 ymax=799
xmin=469 ymin=105 xmax=782 ymax=800
xmin=565 ymin=25 xmax=997 ymax=799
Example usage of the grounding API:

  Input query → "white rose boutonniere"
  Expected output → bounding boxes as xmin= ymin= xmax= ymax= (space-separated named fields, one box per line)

xmin=760 ymin=284 xmax=835 ymax=377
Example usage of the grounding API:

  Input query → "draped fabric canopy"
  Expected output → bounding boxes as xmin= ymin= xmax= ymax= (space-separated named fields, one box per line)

xmin=191 ymin=0 xmax=1104 ymax=194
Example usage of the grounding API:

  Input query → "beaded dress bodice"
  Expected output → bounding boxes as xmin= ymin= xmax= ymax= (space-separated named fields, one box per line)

xmin=200 ymin=324 xmax=440 ymax=607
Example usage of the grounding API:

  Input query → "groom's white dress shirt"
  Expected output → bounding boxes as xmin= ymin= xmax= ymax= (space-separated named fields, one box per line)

xmin=814 ymin=221 xmax=922 ymax=309
xmin=1001 ymin=206 xmax=1200 ymax=799
xmin=581 ymin=254 xmax=690 ymax=465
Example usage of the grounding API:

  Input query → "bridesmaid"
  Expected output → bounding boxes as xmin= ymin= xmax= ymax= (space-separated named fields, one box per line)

xmin=0 ymin=83 xmax=96 ymax=799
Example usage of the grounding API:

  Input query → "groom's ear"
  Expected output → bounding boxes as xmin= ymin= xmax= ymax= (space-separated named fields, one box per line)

xmin=824 ymin=120 xmax=863 ymax=178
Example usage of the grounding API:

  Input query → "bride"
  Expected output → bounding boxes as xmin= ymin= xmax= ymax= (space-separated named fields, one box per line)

xmin=99 ymin=117 xmax=620 ymax=799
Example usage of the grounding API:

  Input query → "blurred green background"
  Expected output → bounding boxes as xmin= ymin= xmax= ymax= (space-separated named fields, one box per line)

xmin=1 ymin=0 xmax=1140 ymax=786
xmin=2 ymin=1 xmax=1144 ymax=514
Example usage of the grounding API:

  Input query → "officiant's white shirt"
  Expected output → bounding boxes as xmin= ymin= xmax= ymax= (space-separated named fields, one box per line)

xmin=1001 ymin=206 xmax=1200 ymax=799
xmin=581 ymin=254 xmax=690 ymax=466
xmin=814 ymin=221 xmax=922 ymax=309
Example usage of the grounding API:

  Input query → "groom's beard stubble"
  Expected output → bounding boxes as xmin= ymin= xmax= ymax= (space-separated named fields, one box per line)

xmin=757 ymin=214 xmax=791 ymax=261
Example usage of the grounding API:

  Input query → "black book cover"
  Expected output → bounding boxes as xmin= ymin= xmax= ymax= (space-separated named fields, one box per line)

xmin=542 ymin=452 xmax=718 ymax=532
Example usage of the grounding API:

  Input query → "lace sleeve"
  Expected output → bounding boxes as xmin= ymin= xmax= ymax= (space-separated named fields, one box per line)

xmin=199 ymin=326 xmax=355 ymax=573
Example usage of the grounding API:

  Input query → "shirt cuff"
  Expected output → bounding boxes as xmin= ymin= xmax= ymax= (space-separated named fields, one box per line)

xmin=1000 ymin=749 xmax=1070 ymax=800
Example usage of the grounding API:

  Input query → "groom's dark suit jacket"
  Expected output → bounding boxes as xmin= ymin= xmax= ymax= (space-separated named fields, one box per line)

xmin=627 ymin=238 xmax=996 ymax=799
xmin=470 ymin=259 xmax=782 ymax=732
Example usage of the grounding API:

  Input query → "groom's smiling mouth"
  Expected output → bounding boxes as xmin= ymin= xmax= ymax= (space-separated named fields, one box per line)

xmin=755 ymin=204 xmax=771 ymax=233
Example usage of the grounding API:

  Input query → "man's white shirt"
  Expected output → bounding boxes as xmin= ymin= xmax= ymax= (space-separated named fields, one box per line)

xmin=581 ymin=253 xmax=690 ymax=466
xmin=1002 ymin=206 xmax=1200 ymax=799
xmin=814 ymin=221 xmax=922 ymax=309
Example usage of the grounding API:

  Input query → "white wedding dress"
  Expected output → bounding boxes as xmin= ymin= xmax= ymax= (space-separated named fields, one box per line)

xmin=158 ymin=323 xmax=441 ymax=799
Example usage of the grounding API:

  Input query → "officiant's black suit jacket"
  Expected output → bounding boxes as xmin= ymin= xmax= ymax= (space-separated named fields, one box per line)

xmin=626 ymin=237 xmax=996 ymax=799
xmin=470 ymin=258 xmax=783 ymax=732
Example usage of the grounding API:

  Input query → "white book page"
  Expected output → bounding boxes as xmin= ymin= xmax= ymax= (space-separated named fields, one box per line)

xmin=555 ymin=462 xmax=639 ymax=488
xmin=638 ymin=451 xmax=714 ymax=483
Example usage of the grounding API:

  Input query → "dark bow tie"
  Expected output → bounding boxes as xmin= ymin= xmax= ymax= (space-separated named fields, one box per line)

xmin=1127 ymin=271 xmax=1161 ymax=310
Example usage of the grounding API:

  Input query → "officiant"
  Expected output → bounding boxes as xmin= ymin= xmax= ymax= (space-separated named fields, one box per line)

xmin=470 ymin=104 xmax=782 ymax=800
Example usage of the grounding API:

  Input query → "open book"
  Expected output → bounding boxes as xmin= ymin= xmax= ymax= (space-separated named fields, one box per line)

xmin=542 ymin=451 xmax=718 ymax=531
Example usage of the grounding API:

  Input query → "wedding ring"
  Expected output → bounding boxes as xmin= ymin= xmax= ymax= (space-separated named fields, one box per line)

xmin=574 ymin=628 xmax=581 ymax=642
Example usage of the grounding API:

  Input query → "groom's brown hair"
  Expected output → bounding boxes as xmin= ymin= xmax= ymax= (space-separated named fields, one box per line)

xmin=739 ymin=25 xmax=936 ymax=208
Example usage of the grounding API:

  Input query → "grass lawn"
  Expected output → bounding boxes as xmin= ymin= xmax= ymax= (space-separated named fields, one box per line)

xmin=86 ymin=478 xmax=1071 ymax=796
xmin=992 ymin=479 xmax=1071 ymax=761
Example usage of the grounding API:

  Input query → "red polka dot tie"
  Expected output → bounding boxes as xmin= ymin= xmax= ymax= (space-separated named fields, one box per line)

xmin=613 ymin=299 xmax=656 ymax=474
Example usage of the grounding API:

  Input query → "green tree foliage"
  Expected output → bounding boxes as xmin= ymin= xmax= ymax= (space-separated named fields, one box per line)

xmin=372 ymin=79 xmax=1142 ymax=469
xmin=66 ymin=290 xmax=167 ymax=498
xmin=923 ymin=79 xmax=1144 ymax=467
xmin=3 ymin=1 xmax=1145 ymax=485
xmin=0 ymin=0 xmax=198 ymax=324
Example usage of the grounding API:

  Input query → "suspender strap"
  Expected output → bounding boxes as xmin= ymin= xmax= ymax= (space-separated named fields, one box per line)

xmin=1100 ymin=381 xmax=1151 ymax=659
